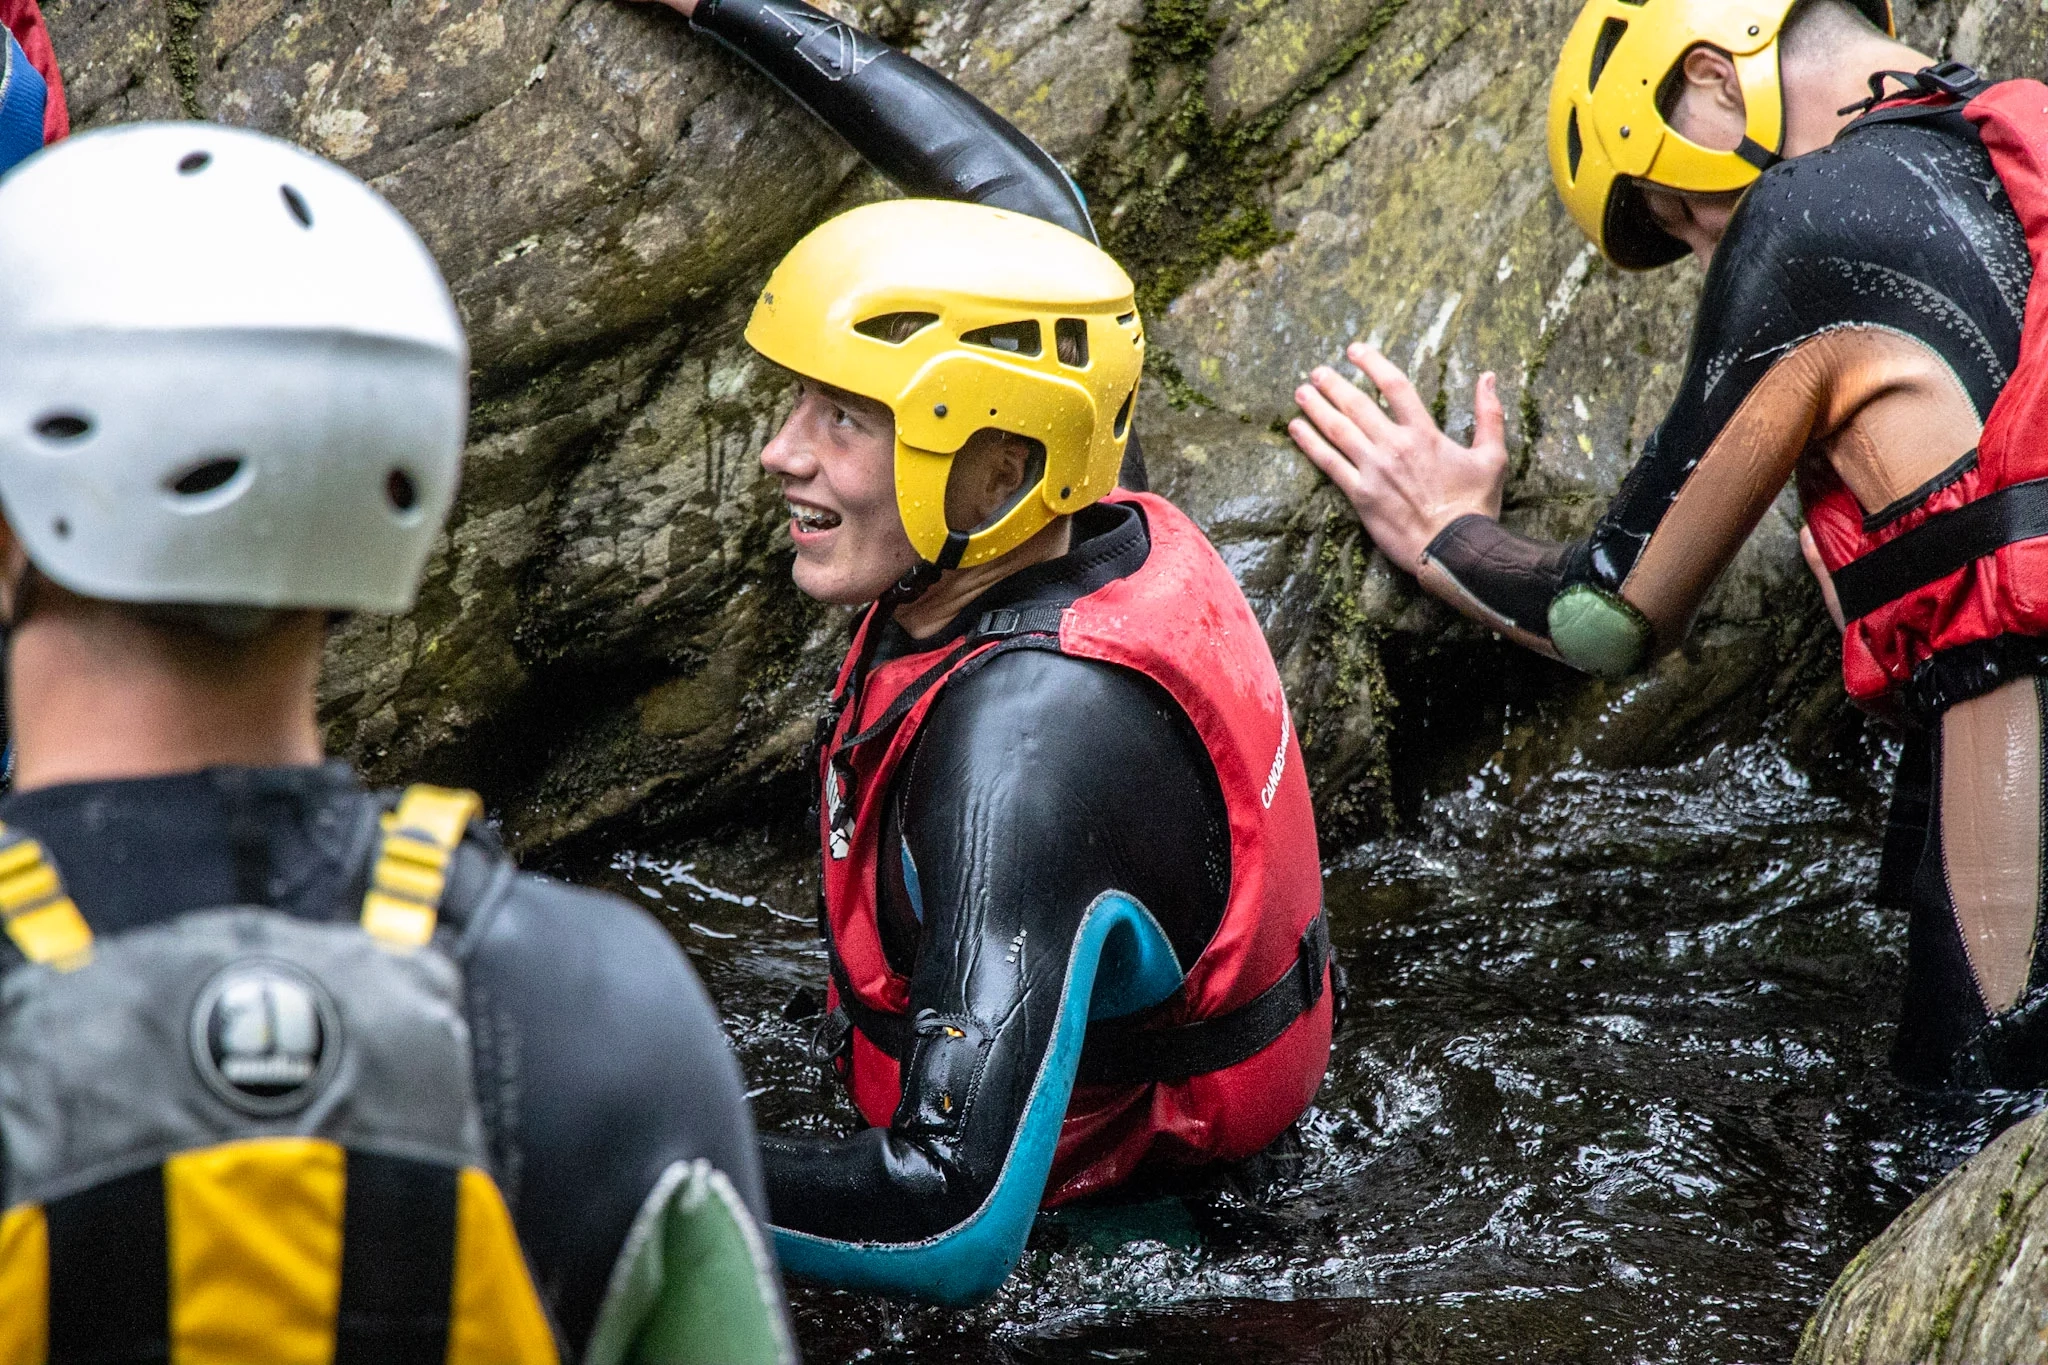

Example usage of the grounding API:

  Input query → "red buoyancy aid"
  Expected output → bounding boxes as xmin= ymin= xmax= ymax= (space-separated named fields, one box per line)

xmin=816 ymin=491 xmax=1331 ymax=1206
xmin=2 ymin=0 xmax=66 ymax=142
xmin=1803 ymin=72 xmax=2048 ymax=707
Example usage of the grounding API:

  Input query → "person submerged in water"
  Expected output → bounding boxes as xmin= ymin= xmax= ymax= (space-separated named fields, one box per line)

xmin=745 ymin=198 xmax=1332 ymax=1306
xmin=1292 ymin=0 xmax=2048 ymax=1089
xmin=626 ymin=0 xmax=1332 ymax=1304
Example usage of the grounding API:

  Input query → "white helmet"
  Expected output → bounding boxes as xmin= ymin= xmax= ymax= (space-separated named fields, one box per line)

xmin=0 ymin=122 xmax=467 ymax=614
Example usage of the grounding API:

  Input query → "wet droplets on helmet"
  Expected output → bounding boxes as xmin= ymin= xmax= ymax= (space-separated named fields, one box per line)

xmin=745 ymin=199 xmax=1144 ymax=570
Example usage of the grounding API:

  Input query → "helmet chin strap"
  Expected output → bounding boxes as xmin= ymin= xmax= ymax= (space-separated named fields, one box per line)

xmin=882 ymin=559 xmax=943 ymax=609
xmin=881 ymin=529 xmax=972 ymax=609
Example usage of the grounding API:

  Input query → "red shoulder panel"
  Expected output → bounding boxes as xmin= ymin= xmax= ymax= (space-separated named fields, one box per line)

xmin=0 ymin=0 xmax=66 ymax=143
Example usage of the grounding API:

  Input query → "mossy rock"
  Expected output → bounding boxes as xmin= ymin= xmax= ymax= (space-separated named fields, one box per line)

xmin=37 ymin=0 xmax=2046 ymax=852
xmin=1799 ymin=1108 xmax=2048 ymax=1364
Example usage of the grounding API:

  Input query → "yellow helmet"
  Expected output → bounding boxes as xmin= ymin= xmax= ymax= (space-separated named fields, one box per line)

xmin=745 ymin=199 xmax=1144 ymax=570
xmin=1548 ymin=0 xmax=1895 ymax=268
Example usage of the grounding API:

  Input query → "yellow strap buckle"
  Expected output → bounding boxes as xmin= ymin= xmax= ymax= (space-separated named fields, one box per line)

xmin=0 ymin=825 xmax=92 ymax=970
xmin=361 ymin=785 xmax=483 ymax=951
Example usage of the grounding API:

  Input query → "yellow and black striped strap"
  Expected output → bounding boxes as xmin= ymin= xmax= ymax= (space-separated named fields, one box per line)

xmin=360 ymin=785 xmax=483 ymax=951
xmin=4 ymin=1141 xmax=558 ymax=1364
xmin=0 ymin=824 xmax=92 ymax=970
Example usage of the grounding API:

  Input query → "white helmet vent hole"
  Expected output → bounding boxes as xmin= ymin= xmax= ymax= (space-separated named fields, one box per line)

xmin=34 ymin=414 xmax=91 ymax=442
xmin=281 ymin=184 xmax=313 ymax=228
xmin=178 ymin=151 xmax=211 ymax=175
xmin=386 ymin=469 xmax=419 ymax=514
xmin=162 ymin=457 xmax=252 ymax=514
xmin=169 ymin=457 xmax=247 ymax=499
xmin=52 ymin=518 xmax=69 ymax=539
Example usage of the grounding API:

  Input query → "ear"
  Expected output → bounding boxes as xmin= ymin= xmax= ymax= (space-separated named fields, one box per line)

xmin=1680 ymin=45 xmax=1745 ymax=115
xmin=995 ymin=433 xmax=1035 ymax=495
xmin=0 ymin=516 xmax=28 ymax=625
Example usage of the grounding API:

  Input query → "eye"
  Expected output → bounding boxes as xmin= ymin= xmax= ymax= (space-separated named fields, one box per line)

xmin=832 ymin=407 xmax=855 ymax=428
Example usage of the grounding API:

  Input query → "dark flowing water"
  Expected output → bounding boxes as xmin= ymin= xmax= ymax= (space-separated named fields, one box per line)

xmin=578 ymin=738 xmax=2047 ymax=1364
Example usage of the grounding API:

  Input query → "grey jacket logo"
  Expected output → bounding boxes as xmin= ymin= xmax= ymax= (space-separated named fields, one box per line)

xmin=191 ymin=961 xmax=339 ymax=1116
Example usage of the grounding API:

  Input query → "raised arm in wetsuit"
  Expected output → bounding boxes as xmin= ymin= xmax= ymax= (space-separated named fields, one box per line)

xmin=678 ymin=0 xmax=1148 ymax=487
xmin=691 ymin=0 xmax=1092 ymax=240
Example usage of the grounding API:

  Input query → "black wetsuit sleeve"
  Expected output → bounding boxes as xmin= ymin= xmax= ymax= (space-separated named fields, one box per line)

xmin=1419 ymin=514 xmax=1574 ymax=655
xmin=759 ymin=647 xmax=1229 ymax=1243
xmin=692 ymin=0 xmax=1095 ymax=240
xmin=462 ymin=870 xmax=775 ymax=1353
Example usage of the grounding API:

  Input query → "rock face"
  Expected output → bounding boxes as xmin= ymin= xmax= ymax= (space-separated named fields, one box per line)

xmin=1798 ymin=1107 xmax=2048 ymax=1365
xmin=36 ymin=0 xmax=2048 ymax=850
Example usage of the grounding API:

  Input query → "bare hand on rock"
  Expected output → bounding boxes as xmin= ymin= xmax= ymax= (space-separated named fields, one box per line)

xmin=1290 ymin=343 xmax=1509 ymax=571
xmin=619 ymin=0 xmax=698 ymax=16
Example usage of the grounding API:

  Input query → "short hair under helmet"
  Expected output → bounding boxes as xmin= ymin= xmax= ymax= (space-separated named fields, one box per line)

xmin=0 ymin=122 xmax=468 ymax=613
xmin=1548 ymin=0 xmax=1896 ymax=269
xmin=745 ymin=199 xmax=1144 ymax=571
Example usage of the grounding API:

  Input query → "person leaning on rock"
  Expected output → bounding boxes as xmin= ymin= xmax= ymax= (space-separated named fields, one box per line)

xmin=716 ymin=199 xmax=1333 ymax=1307
xmin=0 ymin=123 xmax=793 ymax=1364
xmin=1292 ymin=0 xmax=2048 ymax=1090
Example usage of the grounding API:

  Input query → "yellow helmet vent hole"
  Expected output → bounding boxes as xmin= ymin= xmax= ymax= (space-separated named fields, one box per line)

xmin=1055 ymin=318 xmax=1089 ymax=367
xmin=1113 ymin=388 xmax=1134 ymax=440
xmin=1588 ymin=18 xmax=1627 ymax=90
xmin=961 ymin=320 xmax=1041 ymax=357
xmin=854 ymin=311 xmax=939 ymax=344
xmin=1566 ymin=108 xmax=1584 ymax=180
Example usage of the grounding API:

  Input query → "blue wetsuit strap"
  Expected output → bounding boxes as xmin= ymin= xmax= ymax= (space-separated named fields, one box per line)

xmin=0 ymin=32 xmax=46 ymax=179
xmin=772 ymin=891 xmax=1182 ymax=1304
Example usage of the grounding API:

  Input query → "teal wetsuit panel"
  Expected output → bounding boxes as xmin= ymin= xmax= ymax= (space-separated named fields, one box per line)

xmin=771 ymin=892 xmax=1182 ymax=1305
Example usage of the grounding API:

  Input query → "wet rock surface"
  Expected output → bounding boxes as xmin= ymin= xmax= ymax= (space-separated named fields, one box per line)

xmin=41 ymin=0 xmax=2034 ymax=855
xmin=1799 ymin=1104 xmax=2048 ymax=1365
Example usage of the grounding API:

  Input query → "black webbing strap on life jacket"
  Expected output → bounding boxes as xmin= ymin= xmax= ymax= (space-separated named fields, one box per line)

xmin=1077 ymin=908 xmax=1331 ymax=1086
xmin=1833 ymin=474 xmax=2048 ymax=621
xmin=827 ymin=907 xmax=1332 ymax=1087
xmin=1838 ymin=61 xmax=1990 ymax=124
xmin=821 ymin=604 xmax=1069 ymax=781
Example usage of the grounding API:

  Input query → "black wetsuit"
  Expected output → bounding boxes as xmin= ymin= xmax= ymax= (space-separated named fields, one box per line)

xmin=0 ymin=764 xmax=780 ymax=1356
xmin=687 ymin=0 xmax=1228 ymax=1237
xmin=761 ymin=502 xmax=1232 ymax=1241
xmin=1423 ymin=99 xmax=2048 ymax=1085
xmin=691 ymin=0 xmax=1147 ymax=490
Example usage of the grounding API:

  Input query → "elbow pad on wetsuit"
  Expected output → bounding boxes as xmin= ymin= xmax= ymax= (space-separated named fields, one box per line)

xmin=770 ymin=892 xmax=1183 ymax=1305
xmin=1547 ymin=582 xmax=1652 ymax=678
xmin=691 ymin=0 xmax=1096 ymax=241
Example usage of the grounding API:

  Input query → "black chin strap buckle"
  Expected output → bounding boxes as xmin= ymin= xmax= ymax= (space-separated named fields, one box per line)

xmin=881 ymin=559 xmax=943 ymax=609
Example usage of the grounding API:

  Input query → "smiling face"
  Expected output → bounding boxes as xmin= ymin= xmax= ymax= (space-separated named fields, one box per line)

xmin=758 ymin=377 xmax=921 ymax=605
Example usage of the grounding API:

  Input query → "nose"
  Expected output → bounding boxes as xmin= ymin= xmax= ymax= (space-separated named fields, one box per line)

xmin=760 ymin=407 xmax=815 ymax=480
